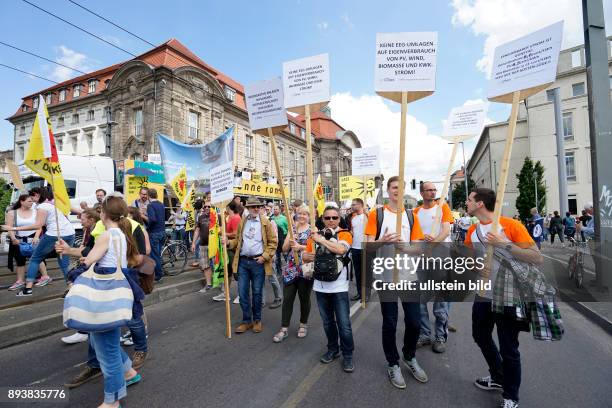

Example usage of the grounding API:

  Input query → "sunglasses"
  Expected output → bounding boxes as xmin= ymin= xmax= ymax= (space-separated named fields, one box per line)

xmin=203 ymin=206 xmax=210 ymax=209
xmin=323 ymin=216 xmax=339 ymax=221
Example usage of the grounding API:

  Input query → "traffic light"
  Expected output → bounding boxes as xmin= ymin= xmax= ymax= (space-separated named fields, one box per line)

xmin=411 ymin=179 xmax=416 ymax=190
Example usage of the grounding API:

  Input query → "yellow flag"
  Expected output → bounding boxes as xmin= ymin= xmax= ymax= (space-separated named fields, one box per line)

xmin=25 ymin=95 xmax=71 ymax=215
xmin=170 ymin=166 xmax=187 ymax=203
xmin=314 ymin=175 xmax=325 ymax=216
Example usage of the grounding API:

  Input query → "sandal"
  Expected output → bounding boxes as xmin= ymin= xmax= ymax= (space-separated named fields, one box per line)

xmin=297 ymin=325 xmax=308 ymax=338
xmin=273 ymin=329 xmax=289 ymax=343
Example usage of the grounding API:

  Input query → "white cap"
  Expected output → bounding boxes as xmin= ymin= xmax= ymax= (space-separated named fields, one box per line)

xmin=584 ymin=202 xmax=593 ymax=210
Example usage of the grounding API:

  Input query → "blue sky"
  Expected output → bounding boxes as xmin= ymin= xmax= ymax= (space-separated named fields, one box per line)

xmin=1 ymin=0 xmax=609 ymax=183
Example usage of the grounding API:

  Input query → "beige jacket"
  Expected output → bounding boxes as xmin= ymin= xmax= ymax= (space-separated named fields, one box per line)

xmin=229 ymin=215 xmax=278 ymax=276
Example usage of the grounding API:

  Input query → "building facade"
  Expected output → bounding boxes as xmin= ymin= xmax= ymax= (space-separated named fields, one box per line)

xmin=7 ymin=39 xmax=360 ymax=204
xmin=467 ymin=38 xmax=612 ymax=216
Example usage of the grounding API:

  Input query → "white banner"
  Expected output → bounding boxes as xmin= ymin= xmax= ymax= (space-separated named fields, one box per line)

xmin=442 ymin=104 xmax=487 ymax=139
xmin=283 ymin=53 xmax=330 ymax=108
xmin=245 ymin=77 xmax=288 ymax=131
xmin=374 ymin=32 xmax=438 ymax=92
xmin=210 ymin=162 xmax=235 ymax=204
xmin=488 ymin=21 xmax=563 ymax=99
xmin=352 ymin=147 xmax=381 ymax=176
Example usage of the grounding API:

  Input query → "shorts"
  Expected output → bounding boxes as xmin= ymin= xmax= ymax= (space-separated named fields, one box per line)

xmin=199 ymin=246 xmax=213 ymax=270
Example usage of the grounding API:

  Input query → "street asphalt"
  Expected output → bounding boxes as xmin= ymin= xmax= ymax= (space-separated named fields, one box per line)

xmin=0 ymin=283 xmax=610 ymax=408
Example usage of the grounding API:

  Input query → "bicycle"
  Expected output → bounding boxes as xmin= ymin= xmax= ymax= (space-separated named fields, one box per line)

xmin=567 ymin=237 xmax=589 ymax=288
xmin=161 ymin=228 xmax=189 ymax=276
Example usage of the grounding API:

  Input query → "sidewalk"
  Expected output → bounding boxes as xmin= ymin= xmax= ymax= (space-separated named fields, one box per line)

xmin=0 ymin=264 xmax=207 ymax=349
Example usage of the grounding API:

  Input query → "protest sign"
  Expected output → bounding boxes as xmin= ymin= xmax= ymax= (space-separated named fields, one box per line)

xmin=352 ymin=147 xmax=381 ymax=176
xmin=210 ymin=162 xmax=235 ymax=205
xmin=442 ymin=104 xmax=487 ymax=141
xmin=339 ymin=176 xmax=377 ymax=201
xmin=245 ymin=77 xmax=288 ymax=135
xmin=124 ymin=160 xmax=165 ymax=206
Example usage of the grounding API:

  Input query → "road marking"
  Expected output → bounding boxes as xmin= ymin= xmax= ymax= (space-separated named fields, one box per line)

xmin=542 ymin=253 xmax=595 ymax=276
xmin=280 ymin=300 xmax=375 ymax=408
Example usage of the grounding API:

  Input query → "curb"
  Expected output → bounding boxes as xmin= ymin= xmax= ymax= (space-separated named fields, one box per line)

xmin=0 ymin=276 xmax=204 ymax=350
xmin=561 ymin=291 xmax=612 ymax=336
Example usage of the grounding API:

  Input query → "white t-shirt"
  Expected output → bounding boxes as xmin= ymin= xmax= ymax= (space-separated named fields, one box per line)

xmin=469 ymin=222 xmax=510 ymax=299
xmin=37 ymin=202 xmax=74 ymax=237
xmin=312 ymin=228 xmax=352 ymax=294
xmin=459 ymin=216 xmax=472 ymax=230
xmin=351 ymin=213 xmax=366 ymax=249
xmin=379 ymin=208 xmax=412 ymax=242
xmin=414 ymin=204 xmax=452 ymax=243
xmin=98 ymin=228 xmax=128 ymax=268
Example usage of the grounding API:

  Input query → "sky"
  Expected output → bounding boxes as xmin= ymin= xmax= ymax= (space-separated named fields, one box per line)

xmin=1 ymin=0 xmax=610 ymax=194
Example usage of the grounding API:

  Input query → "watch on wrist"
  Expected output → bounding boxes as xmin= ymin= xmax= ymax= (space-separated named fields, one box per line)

xmin=505 ymin=243 xmax=513 ymax=251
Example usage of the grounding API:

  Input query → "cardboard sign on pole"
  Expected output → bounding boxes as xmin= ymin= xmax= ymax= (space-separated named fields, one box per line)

xmin=283 ymin=54 xmax=331 ymax=228
xmin=210 ymin=162 xmax=235 ymax=205
xmin=6 ymin=159 xmax=24 ymax=190
xmin=352 ymin=147 xmax=381 ymax=176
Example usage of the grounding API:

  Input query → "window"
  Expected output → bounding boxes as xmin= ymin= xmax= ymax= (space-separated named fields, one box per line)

xmin=57 ymin=138 xmax=63 ymax=152
xmin=224 ymin=86 xmax=236 ymax=102
xmin=300 ymin=181 xmax=305 ymax=200
xmin=65 ymin=180 xmax=77 ymax=198
xmin=104 ymin=79 xmax=110 ymax=89
xmin=245 ymin=134 xmax=253 ymax=158
xmin=299 ymin=154 xmax=305 ymax=176
xmin=562 ymin=112 xmax=573 ymax=140
xmin=58 ymin=116 xmax=64 ymax=127
xmin=71 ymin=136 xmax=78 ymax=153
xmin=88 ymin=80 xmax=97 ymax=94
xmin=572 ymin=82 xmax=585 ymax=97
xmin=565 ymin=151 xmax=576 ymax=181
xmin=262 ymin=140 xmax=270 ymax=163
xmin=86 ymin=133 xmax=93 ymax=155
xmin=73 ymin=84 xmax=81 ymax=98
xmin=277 ymin=145 xmax=284 ymax=170
xmin=72 ymin=113 xmax=79 ymax=124
xmin=87 ymin=110 xmax=95 ymax=121
xmin=21 ymin=105 xmax=28 ymax=113
xmin=188 ymin=111 xmax=199 ymax=139
xmin=45 ymin=93 xmax=52 ymax=105
xmin=289 ymin=151 xmax=296 ymax=175
xmin=289 ymin=123 xmax=296 ymax=135
xmin=609 ymin=75 xmax=612 ymax=90
xmin=19 ymin=126 xmax=25 ymax=135
xmin=300 ymin=128 xmax=306 ymax=139
xmin=18 ymin=145 xmax=24 ymax=161
xmin=134 ymin=108 xmax=143 ymax=138
xmin=33 ymin=98 xmax=39 ymax=109
xmin=546 ymin=89 xmax=555 ymax=102
xmin=568 ymin=197 xmax=577 ymax=215
xmin=571 ymin=50 xmax=581 ymax=68
xmin=59 ymin=89 xmax=66 ymax=102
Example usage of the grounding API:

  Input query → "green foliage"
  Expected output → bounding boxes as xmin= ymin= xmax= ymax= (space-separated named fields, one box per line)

xmin=515 ymin=157 xmax=546 ymax=221
xmin=0 ymin=179 xmax=13 ymax=224
xmin=451 ymin=176 xmax=477 ymax=210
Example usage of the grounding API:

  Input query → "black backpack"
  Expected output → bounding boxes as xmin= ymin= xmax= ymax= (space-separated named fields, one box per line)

xmin=313 ymin=229 xmax=352 ymax=282
xmin=374 ymin=207 xmax=415 ymax=242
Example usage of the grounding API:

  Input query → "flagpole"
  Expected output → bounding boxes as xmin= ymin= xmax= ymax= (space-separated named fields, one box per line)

xmin=49 ymin=173 xmax=64 ymax=260
xmin=219 ymin=201 xmax=232 ymax=339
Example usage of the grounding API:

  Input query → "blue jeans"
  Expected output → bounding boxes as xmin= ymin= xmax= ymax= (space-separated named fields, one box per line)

xmin=420 ymin=302 xmax=449 ymax=341
xmin=26 ymin=234 xmax=74 ymax=282
xmin=88 ymin=316 xmax=148 ymax=368
xmin=238 ymin=258 xmax=265 ymax=323
xmin=172 ymin=228 xmax=189 ymax=247
xmin=193 ymin=237 xmax=201 ymax=261
xmin=149 ymin=231 xmax=165 ymax=280
xmin=89 ymin=328 xmax=132 ymax=404
xmin=315 ymin=291 xmax=354 ymax=358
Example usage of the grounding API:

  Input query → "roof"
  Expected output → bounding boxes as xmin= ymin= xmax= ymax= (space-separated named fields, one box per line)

xmin=9 ymin=38 xmax=246 ymax=119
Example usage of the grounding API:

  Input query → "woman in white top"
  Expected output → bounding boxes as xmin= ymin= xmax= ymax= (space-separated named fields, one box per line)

xmin=2 ymin=188 xmax=75 ymax=296
xmin=5 ymin=194 xmax=47 ymax=290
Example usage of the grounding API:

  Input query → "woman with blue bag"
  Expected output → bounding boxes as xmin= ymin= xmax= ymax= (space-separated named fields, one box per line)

xmin=59 ymin=195 xmax=144 ymax=408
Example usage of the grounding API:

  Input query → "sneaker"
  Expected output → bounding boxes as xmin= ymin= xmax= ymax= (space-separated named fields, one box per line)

xmin=500 ymin=399 xmax=519 ymax=408
xmin=8 ymin=281 xmax=25 ymax=291
xmin=269 ymin=298 xmax=282 ymax=309
xmin=416 ymin=335 xmax=432 ymax=348
xmin=320 ymin=350 xmax=340 ymax=364
xmin=122 ymin=336 xmax=134 ymax=346
xmin=387 ymin=365 xmax=406 ymax=389
xmin=132 ymin=351 xmax=147 ymax=370
xmin=474 ymin=375 xmax=503 ymax=391
xmin=212 ymin=293 xmax=226 ymax=302
xmin=198 ymin=285 xmax=213 ymax=293
xmin=16 ymin=288 xmax=33 ymax=297
xmin=448 ymin=324 xmax=457 ymax=333
xmin=61 ymin=332 xmax=89 ymax=344
xmin=233 ymin=296 xmax=240 ymax=304
xmin=120 ymin=331 xmax=132 ymax=342
xmin=342 ymin=357 xmax=355 ymax=373
xmin=402 ymin=356 xmax=428 ymax=383
xmin=64 ymin=366 xmax=102 ymax=389
xmin=34 ymin=276 xmax=52 ymax=287
xmin=432 ymin=338 xmax=446 ymax=353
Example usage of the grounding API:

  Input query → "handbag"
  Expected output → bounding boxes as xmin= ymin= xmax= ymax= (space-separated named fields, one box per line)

xmin=63 ymin=231 xmax=134 ymax=332
xmin=135 ymin=254 xmax=156 ymax=295
xmin=18 ymin=242 xmax=34 ymax=257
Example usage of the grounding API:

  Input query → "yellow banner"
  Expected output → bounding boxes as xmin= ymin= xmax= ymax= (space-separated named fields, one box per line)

xmin=234 ymin=179 xmax=289 ymax=199
xmin=339 ymin=176 xmax=376 ymax=201
xmin=170 ymin=166 xmax=187 ymax=203
xmin=314 ymin=175 xmax=325 ymax=216
xmin=183 ymin=183 xmax=196 ymax=231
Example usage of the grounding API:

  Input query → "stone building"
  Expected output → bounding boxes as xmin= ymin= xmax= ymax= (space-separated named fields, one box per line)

xmin=7 ymin=39 xmax=360 ymax=203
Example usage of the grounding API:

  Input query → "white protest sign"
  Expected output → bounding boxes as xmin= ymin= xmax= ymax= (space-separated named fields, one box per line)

xmin=488 ymin=21 xmax=563 ymax=100
xmin=245 ymin=77 xmax=288 ymax=131
xmin=442 ymin=104 xmax=487 ymax=140
xmin=210 ymin=162 xmax=235 ymax=204
xmin=375 ymin=32 xmax=438 ymax=92
xmin=283 ymin=53 xmax=330 ymax=109
xmin=352 ymin=147 xmax=381 ymax=176
xmin=241 ymin=171 xmax=251 ymax=181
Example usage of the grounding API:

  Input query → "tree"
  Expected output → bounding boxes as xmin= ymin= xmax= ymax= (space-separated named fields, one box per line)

xmin=515 ymin=157 xmax=546 ymax=221
xmin=0 ymin=179 xmax=13 ymax=224
xmin=451 ymin=176 xmax=476 ymax=210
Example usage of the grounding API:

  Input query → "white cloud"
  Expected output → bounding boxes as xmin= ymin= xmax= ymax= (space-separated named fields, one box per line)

xmin=317 ymin=21 xmax=329 ymax=31
xmin=450 ymin=0 xmax=612 ymax=75
xmin=330 ymin=92 xmax=454 ymax=190
xmin=340 ymin=13 xmax=354 ymax=29
xmin=49 ymin=45 xmax=94 ymax=82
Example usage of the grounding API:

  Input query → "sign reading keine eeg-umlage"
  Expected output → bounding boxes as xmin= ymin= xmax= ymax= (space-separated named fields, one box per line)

xmin=283 ymin=53 xmax=330 ymax=109
xmin=487 ymin=21 xmax=563 ymax=99
xmin=245 ymin=77 xmax=288 ymax=131
xmin=375 ymin=32 xmax=438 ymax=92
xmin=442 ymin=104 xmax=487 ymax=139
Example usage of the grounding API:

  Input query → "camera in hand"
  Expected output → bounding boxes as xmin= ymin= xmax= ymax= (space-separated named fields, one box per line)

xmin=320 ymin=228 xmax=334 ymax=240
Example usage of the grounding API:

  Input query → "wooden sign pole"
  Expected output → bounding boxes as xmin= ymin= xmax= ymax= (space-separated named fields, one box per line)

xmin=304 ymin=104 xmax=317 ymax=228
xmin=431 ymin=141 xmax=459 ymax=237
xmin=268 ymin=128 xmax=300 ymax=265
xmin=219 ymin=200 xmax=232 ymax=339
xmin=395 ymin=92 xmax=408 ymax=236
